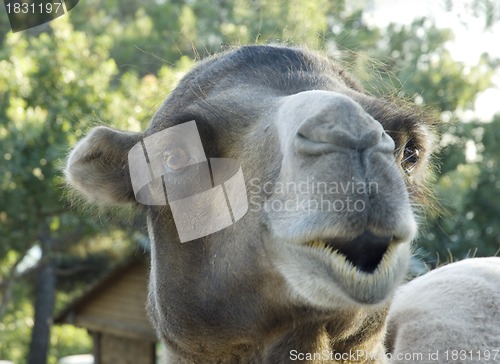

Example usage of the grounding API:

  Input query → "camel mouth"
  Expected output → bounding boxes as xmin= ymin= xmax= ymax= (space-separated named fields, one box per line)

xmin=306 ymin=231 xmax=393 ymax=273
xmin=274 ymin=229 xmax=411 ymax=305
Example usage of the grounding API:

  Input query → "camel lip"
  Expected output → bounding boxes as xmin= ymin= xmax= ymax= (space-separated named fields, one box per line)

xmin=305 ymin=230 xmax=394 ymax=273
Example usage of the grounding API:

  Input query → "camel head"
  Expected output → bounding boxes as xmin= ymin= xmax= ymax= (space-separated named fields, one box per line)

xmin=66 ymin=45 xmax=435 ymax=363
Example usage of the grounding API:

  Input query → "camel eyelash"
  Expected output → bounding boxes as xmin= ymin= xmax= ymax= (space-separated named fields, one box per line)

xmin=401 ymin=138 xmax=421 ymax=174
xmin=391 ymin=132 xmax=422 ymax=174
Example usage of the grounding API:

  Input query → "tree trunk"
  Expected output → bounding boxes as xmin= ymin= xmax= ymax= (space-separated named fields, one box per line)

xmin=27 ymin=225 xmax=56 ymax=364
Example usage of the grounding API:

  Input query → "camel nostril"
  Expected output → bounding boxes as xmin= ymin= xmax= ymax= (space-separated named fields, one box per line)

xmin=297 ymin=132 xmax=307 ymax=140
xmin=295 ymin=125 xmax=394 ymax=156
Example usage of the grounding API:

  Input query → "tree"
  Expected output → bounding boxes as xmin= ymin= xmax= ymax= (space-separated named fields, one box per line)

xmin=0 ymin=16 xmax=168 ymax=363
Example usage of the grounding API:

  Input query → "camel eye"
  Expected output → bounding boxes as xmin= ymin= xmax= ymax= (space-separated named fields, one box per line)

xmin=402 ymin=141 xmax=420 ymax=174
xmin=163 ymin=148 xmax=189 ymax=170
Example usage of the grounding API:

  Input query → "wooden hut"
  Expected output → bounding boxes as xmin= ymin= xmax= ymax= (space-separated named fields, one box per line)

xmin=55 ymin=254 xmax=158 ymax=364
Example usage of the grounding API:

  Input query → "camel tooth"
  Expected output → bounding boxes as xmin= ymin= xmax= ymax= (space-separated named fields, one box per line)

xmin=308 ymin=240 xmax=327 ymax=249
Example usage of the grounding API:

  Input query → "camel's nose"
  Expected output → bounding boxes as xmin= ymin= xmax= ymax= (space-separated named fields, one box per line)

xmin=295 ymin=94 xmax=395 ymax=155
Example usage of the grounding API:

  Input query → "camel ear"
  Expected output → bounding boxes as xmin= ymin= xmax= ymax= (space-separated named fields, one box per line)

xmin=65 ymin=126 xmax=143 ymax=205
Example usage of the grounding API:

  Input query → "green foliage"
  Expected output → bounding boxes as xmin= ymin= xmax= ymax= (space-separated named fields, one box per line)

xmin=0 ymin=282 xmax=33 ymax=363
xmin=0 ymin=285 xmax=91 ymax=364
xmin=353 ymin=18 xmax=493 ymax=112
xmin=49 ymin=326 xmax=92 ymax=364
xmin=420 ymin=116 xmax=500 ymax=260
xmin=0 ymin=13 xmax=190 ymax=364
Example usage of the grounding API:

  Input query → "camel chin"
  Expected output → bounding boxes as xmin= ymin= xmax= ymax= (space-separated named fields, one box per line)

xmin=273 ymin=238 xmax=412 ymax=309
